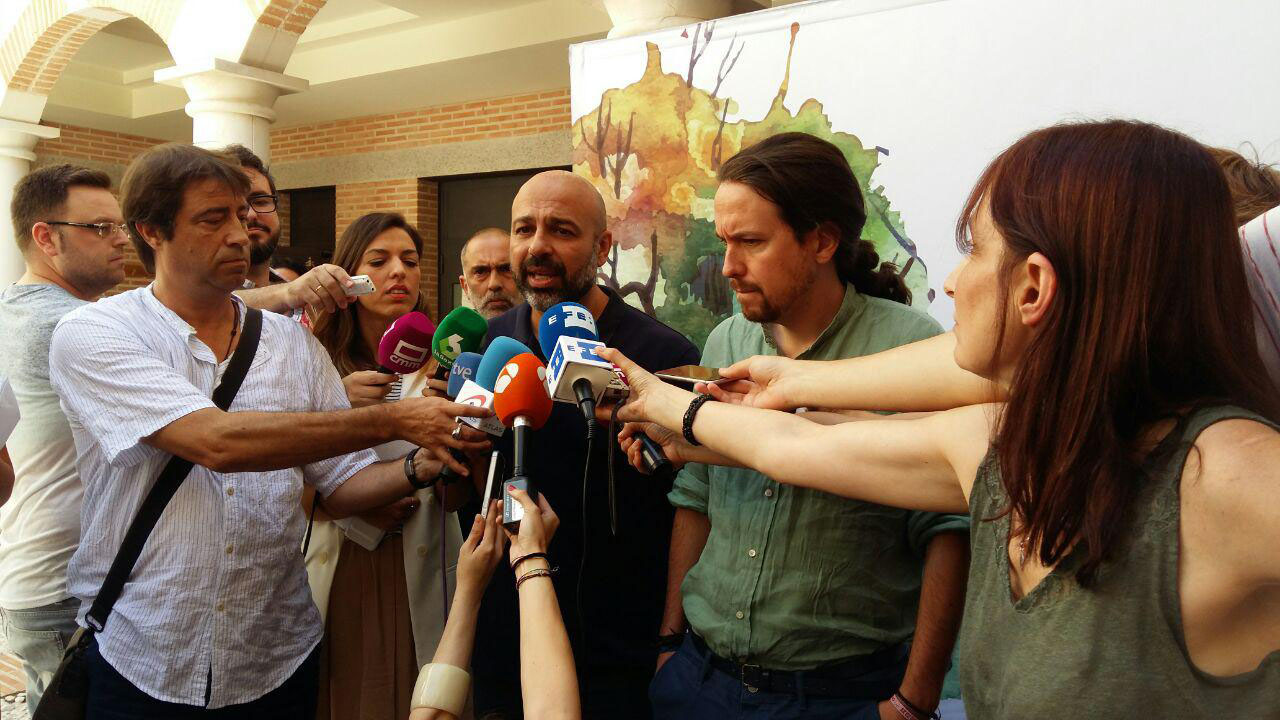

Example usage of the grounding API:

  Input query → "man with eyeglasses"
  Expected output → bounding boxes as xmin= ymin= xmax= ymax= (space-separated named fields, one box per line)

xmin=227 ymin=145 xmax=359 ymax=320
xmin=0 ymin=164 xmax=128 ymax=710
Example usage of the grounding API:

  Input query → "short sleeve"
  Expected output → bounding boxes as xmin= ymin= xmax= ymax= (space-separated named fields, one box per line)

xmin=49 ymin=315 xmax=216 ymax=467
xmin=296 ymin=329 xmax=378 ymax=496
xmin=905 ymin=510 xmax=971 ymax=557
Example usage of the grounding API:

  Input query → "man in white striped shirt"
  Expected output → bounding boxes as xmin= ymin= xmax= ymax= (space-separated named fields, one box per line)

xmin=48 ymin=143 xmax=490 ymax=718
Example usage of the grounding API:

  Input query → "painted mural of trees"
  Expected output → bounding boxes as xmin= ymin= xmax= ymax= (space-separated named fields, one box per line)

xmin=572 ymin=21 xmax=929 ymax=348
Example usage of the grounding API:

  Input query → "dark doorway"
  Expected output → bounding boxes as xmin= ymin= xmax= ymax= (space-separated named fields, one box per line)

xmin=283 ymin=186 xmax=337 ymax=268
xmin=436 ymin=167 xmax=568 ymax=319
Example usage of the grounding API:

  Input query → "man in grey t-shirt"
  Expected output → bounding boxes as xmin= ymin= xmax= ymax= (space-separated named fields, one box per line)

xmin=0 ymin=165 xmax=127 ymax=710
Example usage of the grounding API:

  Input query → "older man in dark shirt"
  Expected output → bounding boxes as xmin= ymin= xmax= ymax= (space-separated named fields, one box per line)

xmin=471 ymin=171 xmax=698 ymax=719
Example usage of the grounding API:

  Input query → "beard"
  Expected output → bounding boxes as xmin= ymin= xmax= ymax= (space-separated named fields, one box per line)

xmin=516 ymin=252 xmax=599 ymax=312
xmin=247 ymin=222 xmax=281 ymax=266
xmin=733 ymin=262 xmax=819 ymax=324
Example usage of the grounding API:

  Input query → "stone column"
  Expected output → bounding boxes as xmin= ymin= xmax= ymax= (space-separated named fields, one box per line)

xmin=0 ymin=118 xmax=59 ymax=284
xmin=155 ymin=58 xmax=307 ymax=163
xmin=602 ymin=0 xmax=742 ymax=38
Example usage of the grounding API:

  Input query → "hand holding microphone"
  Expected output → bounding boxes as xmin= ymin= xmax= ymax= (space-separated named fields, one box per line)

xmin=618 ymin=422 xmax=693 ymax=474
xmin=503 ymin=487 xmax=558 ymax=559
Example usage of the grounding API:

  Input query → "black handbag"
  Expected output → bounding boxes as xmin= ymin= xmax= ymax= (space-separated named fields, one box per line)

xmin=32 ymin=308 xmax=263 ymax=720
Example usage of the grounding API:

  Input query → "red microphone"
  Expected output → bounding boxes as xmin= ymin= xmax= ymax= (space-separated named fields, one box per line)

xmin=375 ymin=311 xmax=436 ymax=402
xmin=492 ymin=352 xmax=553 ymax=529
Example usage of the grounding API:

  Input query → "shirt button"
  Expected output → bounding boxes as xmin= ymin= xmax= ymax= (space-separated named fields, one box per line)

xmin=747 ymin=548 xmax=757 ymax=558
xmin=216 ymin=602 xmax=225 ymax=612
xmin=735 ymin=610 xmax=744 ymax=619
xmin=225 ymin=545 xmax=233 ymax=555
xmin=764 ymin=488 xmax=773 ymax=498
xmin=226 ymin=487 xmax=234 ymax=497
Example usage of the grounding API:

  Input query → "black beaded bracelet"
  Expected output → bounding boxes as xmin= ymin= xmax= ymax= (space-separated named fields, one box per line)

xmin=404 ymin=448 xmax=430 ymax=490
xmin=682 ymin=393 xmax=714 ymax=446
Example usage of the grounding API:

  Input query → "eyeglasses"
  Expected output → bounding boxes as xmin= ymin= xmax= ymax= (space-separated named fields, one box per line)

xmin=45 ymin=221 xmax=129 ymax=239
xmin=248 ymin=195 xmax=279 ymax=213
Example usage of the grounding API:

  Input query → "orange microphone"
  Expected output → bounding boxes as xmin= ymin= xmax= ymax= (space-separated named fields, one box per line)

xmin=492 ymin=352 xmax=553 ymax=529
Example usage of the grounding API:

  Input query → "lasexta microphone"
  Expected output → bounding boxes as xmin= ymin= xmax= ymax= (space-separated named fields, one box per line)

xmin=376 ymin=311 xmax=436 ymax=402
xmin=447 ymin=352 xmax=482 ymax=398
xmin=431 ymin=306 xmax=487 ymax=380
xmin=492 ymin=352 xmax=553 ymax=530
xmin=538 ymin=302 xmax=671 ymax=474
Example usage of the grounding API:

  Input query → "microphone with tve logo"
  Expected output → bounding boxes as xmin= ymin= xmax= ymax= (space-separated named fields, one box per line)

xmin=376 ymin=311 xmax=436 ymax=402
xmin=447 ymin=352 xmax=483 ymax=398
xmin=431 ymin=306 xmax=488 ymax=380
xmin=492 ymin=352 xmax=553 ymax=530
xmin=539 ymin=302 xmax=671 ymax=475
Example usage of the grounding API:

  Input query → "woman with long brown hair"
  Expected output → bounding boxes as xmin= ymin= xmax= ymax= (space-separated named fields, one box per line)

xmin=602 ymin=120 xmax=1280 ymax=716
xmin=303 ymin=212 xmax=470 ymax=720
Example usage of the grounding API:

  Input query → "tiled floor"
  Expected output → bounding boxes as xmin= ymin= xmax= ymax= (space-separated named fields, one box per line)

xmin=0 ymin=654 xmax=28 ymax=719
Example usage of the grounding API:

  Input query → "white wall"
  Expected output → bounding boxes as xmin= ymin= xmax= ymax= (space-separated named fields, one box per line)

xmin=572 ymin=0 xmax=1280 ymax=326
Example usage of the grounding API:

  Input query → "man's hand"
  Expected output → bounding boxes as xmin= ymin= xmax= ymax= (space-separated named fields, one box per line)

xmin=283 ymin=264 xmax=354 ymax=314
xmin=703 ymin=355 xmax=800 ymax=410
xmin=342 ymin=370 xmax=397 ymax=407
xmin=392 ymin=397 xmax=492 ymax=474
xmin=457 ymin=502 xmax=507 ymax=596
xmin=619 ymin=422 xmax=691 ymax=473
xmin=357 ymin=495 xmax=420 ymax=531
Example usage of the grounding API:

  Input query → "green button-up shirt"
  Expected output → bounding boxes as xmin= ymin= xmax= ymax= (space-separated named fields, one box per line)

xmin=669 ymin=285 xmax=970 ymax=670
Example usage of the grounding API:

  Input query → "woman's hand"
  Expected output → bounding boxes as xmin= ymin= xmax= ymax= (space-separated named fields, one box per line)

xmin=619 ymin=422 xmax=693 ymax=473
xmin=702 ymin=355 xmax=800 ymax=410
xmin=456 ymin=501 xmax=507 ymax=597
xmin=357 ymin=495 xmax=419 ymax=531
xmin=343 ymin=370 xmax=398 ymax=407
xmin=594 ymin=347 xmax=691 ymax=430
xmin=503 ymin=488 xmax=559 ymax=559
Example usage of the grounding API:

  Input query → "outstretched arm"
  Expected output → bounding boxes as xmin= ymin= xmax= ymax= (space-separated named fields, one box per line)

xmin=601 ymin=347 xmax=991 ymax=514
xmin=709 ymin=332 xmax=1004 ymax=413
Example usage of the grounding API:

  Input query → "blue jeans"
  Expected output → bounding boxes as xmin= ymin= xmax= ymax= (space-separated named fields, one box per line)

xmin=649 ymin=635 xmax=904 ymax=720
xmin=84 ymin=639 xmax=319 ymax=719
xmin=0 ymin=597 xmax=80 ymax=711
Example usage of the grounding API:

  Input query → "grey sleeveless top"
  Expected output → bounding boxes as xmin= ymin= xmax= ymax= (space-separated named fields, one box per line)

xmin=957 ymin=405 xmax=1280 ymax=718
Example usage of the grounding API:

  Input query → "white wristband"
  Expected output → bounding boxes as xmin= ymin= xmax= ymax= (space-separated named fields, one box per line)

xmin=411 ymin=663 xmax=471 ymax=715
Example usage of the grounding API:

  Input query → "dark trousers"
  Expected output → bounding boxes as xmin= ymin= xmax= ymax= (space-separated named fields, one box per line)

xmin=84 ymin=639 xmax=319 ymax=720
xmin=649 ymin=635 xmax=905 ymax=720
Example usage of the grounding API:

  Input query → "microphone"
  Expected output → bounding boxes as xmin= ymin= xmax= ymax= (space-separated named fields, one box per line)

xmin=538 ymin=302 xmax=671 ymax=474
xmin=376 ymin=311 xmax=436 ymax=402
xmin=454 ymin=337 xmax=534 ymax=437
xmin=431 ymin=306 xmax=488 ymax=380
xmin=492 ymin=352 xmax=553 ymax=529
xmin=447 ymin=352 xmax=483 ymax=398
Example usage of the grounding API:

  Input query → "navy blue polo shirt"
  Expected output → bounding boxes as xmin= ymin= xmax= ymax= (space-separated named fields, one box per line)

xmin=470 ymin=286 xmax=699 ymax=717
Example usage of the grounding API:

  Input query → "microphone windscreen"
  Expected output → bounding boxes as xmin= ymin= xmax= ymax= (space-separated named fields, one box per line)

xmin=447 ymin=352 xmax=483 ymax=398
xmin=536 ymin=302 xmax=599 ymax=357
xmin=432 ymin=306 xmax=488 ymax=369
xmin=493 ymin=352 xmax=553 ymax=429
xmin=376 ymin=311 xmax=436 ymax=374
xmin=476 ymin=336 xmax=534 ymax=390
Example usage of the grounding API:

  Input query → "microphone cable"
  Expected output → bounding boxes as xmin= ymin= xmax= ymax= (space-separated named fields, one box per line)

xmin=575 ymin=416 xmax=595 ymax=682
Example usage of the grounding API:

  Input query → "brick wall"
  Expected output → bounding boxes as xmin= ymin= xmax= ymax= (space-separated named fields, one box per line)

xmin=269 ymin=88 xmax=571 ymax=162
xmin=36 ymin=122 xmax=165 ymax=166
xmin=333 ymin=177 xmax=440 ymax=313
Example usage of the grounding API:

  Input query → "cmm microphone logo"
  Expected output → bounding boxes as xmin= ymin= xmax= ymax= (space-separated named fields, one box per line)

xmin=391 ymin=339 xmax=429 ymax=368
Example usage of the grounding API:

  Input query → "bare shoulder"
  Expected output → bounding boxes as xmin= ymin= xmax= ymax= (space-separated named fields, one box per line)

xmin=929 ymin=403 xmax=1000 ymax=500
xmin=1183 ymin=417 xmax=1280 ymax=581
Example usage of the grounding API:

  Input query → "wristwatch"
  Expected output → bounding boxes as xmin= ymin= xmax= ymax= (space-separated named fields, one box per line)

xmin=404 ymin=448 xmax=431 ymax=490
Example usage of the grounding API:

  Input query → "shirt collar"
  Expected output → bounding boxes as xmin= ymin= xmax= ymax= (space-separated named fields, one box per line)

xmin=760 ymin=283 xmax=866 ymax=359
xmin=143 ymin=284 xmax=247 ymax=362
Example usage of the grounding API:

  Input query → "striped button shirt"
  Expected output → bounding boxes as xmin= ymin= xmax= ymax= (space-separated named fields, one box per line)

xmin=1241 ymin=204 xmax=1280 ymax=390
xmin=48 ymin=286 xmax=377 ymax=708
